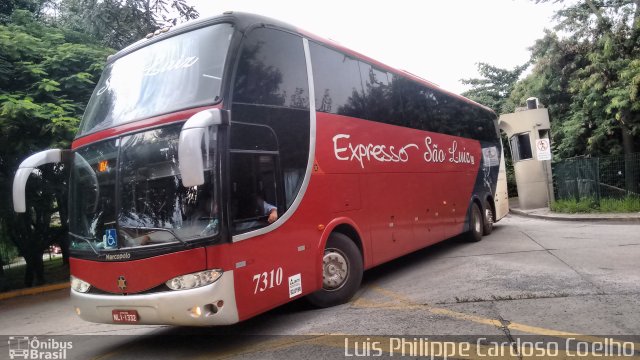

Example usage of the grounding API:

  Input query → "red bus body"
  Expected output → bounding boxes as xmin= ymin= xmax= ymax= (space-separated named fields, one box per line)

xmin=14 ymin=12 xmax=507 ymax=326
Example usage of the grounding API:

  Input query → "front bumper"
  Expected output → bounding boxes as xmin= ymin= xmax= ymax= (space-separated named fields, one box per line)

xmin=70 ymin=270 xmax=239 ymax=326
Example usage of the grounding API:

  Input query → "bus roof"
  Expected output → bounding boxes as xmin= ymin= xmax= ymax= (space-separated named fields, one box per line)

xmin=112 ymin=11 xmax=496 ymax=116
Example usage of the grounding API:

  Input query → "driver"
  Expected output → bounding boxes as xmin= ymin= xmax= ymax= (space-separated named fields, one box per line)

xmin=256 ymin=194 xmax=278 ymax=224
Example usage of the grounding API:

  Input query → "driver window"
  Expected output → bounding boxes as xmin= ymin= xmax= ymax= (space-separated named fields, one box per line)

xmin=230 ymin=153 xmax=279 ymax=234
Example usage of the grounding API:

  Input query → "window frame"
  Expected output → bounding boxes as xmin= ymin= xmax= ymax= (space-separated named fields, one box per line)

xmin=510 ymin=132 xmax=534 ymax=162
xmin=227 ymin=26 xmax=313 ymax=242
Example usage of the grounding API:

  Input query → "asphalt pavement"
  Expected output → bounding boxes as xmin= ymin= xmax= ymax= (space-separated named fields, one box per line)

xmin=0 ymin=214 xmax=639 ymax=359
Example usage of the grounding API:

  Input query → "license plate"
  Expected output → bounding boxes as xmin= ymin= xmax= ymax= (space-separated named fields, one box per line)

xmin=112 ymin=310 xmax=139 ymax=323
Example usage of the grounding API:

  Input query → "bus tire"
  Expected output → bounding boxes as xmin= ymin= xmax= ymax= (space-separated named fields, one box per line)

xmin=482 ymin=200 xmax=494 ymax=236
xmin=465 ymin=202 xmax=483 ymax=242
xmin=306 ymin=232 xmax=363 ymax=308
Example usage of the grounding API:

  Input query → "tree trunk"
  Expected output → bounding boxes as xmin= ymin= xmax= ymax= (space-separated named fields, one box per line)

xmin=23 ymin=251 xmax=46 ymax=287
xmin=24 ymin=254 xmax=34 ymax=287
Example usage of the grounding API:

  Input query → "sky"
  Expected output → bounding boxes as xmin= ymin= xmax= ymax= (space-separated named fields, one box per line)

xmin=190 ymin=0 xmax=562 ymax=95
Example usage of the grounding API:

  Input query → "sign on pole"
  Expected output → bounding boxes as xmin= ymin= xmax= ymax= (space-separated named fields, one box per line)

xmin=536 ymin=138 xmax=551 ymax=161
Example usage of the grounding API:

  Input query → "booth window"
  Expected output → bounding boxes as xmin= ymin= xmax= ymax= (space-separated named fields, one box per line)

xmin=510 ymin=132 xmax=533 ymax=161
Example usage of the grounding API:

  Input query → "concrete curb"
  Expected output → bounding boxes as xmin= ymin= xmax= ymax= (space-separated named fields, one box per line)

xmin=509 ymin=208 xmax=640 ymax=223
xmin=0 ymin=282 xmax=69 ymax=301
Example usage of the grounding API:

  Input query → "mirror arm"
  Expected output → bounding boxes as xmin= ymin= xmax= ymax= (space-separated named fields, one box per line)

xmin=13 ymin=149 xmax=70 ymax=213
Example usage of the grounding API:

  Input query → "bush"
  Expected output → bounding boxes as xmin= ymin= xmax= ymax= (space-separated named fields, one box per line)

xmin=551 ymin=197 xmax=640 ymax=213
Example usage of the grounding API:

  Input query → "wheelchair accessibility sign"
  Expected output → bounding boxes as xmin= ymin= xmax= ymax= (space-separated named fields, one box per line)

xmin=104 ymin=229 xmax=117 ymax=248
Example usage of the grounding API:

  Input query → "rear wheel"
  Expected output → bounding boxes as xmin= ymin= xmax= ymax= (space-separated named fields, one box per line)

xmin=482 ymin=200 xmax=494 ymax=235
xmin=307 ymin=232 xmax=363 ymax=307
xmin=465 ymin=202 xmax=483 ymax=242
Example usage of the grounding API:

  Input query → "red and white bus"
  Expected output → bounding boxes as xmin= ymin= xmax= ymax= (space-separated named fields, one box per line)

xmin=12 ymin=12 xmax=508 ymax=326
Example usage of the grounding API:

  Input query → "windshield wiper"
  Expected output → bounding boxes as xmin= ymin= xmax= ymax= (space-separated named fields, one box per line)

xmin=68 ymin=232 xmax=99 ymax=255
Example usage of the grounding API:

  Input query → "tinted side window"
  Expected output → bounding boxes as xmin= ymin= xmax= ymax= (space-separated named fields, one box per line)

xmin=309 ymin=42 xmax=365 ymax=118
xmin=479 ymin=110 xmax=500 ymax=143
xmin=308 ymin=41 xmax=498 ymax=143
xmin=229 ymin=153 xmax=280 ymax=234
xmin=400 ymin=81 xmax=497 ymax=141
xmin=233 ymin=28 xmax=309 ymax=108
xmin=442 ymin=98 xmax=471 ymax=138
xmin=230 ymin=123 xmax=278 ymax=151
xmin=359 ymin=62 xmax=397 ymax=124
xmin=388 ymin=73 xmax=406 ymax=126
xmin=400 ymin=79 xmax=441 ymax=132
xmin=431 ymin=90 xmax=456 ymax=135
xmin=231 ymin=28 xmax=310 ymax=234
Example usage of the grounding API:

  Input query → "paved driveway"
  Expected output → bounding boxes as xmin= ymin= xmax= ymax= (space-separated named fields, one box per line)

xmin=1 ymin=214 xmax=639 ymax=359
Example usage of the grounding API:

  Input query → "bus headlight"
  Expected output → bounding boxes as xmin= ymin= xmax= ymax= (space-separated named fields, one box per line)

xmin=70 ymin=275 xmax=91 ymax=293
xmin=165 ymin=269 xmax=223 ymax=291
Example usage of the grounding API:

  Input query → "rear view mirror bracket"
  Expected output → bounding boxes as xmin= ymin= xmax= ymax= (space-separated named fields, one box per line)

xmin=178 ymin=109 xmax=229 ymax=187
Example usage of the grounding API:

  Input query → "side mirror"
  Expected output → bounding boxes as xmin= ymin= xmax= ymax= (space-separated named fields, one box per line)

xmin=178 ymin=109 xmax=229 ymax=187
xmin=13 ymin=149 xmax=69 ymax=213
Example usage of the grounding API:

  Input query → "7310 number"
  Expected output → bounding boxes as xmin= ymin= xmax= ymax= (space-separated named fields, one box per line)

xmin=253 ymin=267 xmax=283 ymax=294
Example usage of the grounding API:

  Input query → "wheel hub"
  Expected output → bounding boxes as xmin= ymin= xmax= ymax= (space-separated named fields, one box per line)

xmin=485 ymin=208 xmax=493 ymax=225
xmin=322 ymin=249 xmax=349 ymax=290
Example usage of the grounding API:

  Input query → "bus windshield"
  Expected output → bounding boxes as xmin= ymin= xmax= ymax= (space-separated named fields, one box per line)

xmin=69 ymin=123 xmax=219 ymax=252
xmin=79 ymin=23 xmax=234 ymax=136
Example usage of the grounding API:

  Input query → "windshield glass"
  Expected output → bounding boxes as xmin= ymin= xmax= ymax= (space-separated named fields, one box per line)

xmin=79 ymin=23 xmax=234 ymax=136
xmin=69 ymin=123 xmax=219 ymax=252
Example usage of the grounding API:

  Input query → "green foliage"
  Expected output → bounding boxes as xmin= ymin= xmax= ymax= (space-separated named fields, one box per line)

xmin=461 ymin=62 xmax=528 ymax=114
xmin=0 ymin=9 xmax=113 ymax=286
xmin=599 ymin=196 xmax=640 ymax=212
xmin=56 ymin=0 xmax=199 ymax=49
xmin=0 ymin=11 xmax=112 ymax=147
xmin=462 ymin=0 xmax=640 ymax=196
xmin=0 ymin=0 xmax=52 ymax=22
xmin=516 ymin=0 xmax=640 ymax=159
xmin=0 ymin=0 xmax=200 ymax=288
xmin=550 ymin=198 xmax=600 ymax=212
xmin=551 ymin=196 xmax=640 ymax=213
xmin=623 ymin=59 xmax=640 ymax=106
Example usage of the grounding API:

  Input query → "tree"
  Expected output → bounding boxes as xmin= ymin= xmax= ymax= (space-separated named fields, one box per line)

xmin=1 ymin=0 xmax=201 ymax=287
xmin=506 ymin=31 xmax=591 ymax=158
xmin=0 ymin=0 xmax=53 ymax=21
xmin=529 ymin=0 xmax=640 ymax=156
xmin=0 ymin=9 xmax=113 ymax=286
xmin=528 ymin=0 xmax=640 ymax=193
xmin=460 ymin=62 xmax=528 ymax=114
xmin=55 ymin=0 xmax=199 ymax=49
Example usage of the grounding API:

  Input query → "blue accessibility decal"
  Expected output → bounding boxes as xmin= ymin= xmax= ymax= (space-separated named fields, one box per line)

xmin=105 ymin=229 xmax=117 ymax=248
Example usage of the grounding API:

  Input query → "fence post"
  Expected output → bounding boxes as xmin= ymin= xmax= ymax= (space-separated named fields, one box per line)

xmin=573 ymin=160 xmax=580 ymax=202
xmin=625 ymin=153 xmax=639 ymax=196
xmin=595 ymin=157 xmax=600 ymax=204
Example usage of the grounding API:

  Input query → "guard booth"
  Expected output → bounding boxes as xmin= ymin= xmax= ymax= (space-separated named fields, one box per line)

xmin=499 ymin=98 xmax=554 ymax=209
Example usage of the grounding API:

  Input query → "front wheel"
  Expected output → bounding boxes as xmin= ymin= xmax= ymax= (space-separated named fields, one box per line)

xmin=306 ymin=233 xmax=363 ymax=307
xmin=464 ymin=202 xmax=483 ymax=242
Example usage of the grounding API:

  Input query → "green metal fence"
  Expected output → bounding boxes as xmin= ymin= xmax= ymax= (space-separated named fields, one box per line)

xmin=553 ymin=153 xmax=640 ymax=207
